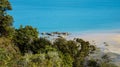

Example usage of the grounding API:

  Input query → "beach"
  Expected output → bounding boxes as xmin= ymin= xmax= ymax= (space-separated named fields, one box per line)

xmin=67 ymin=32 xmax=120 ymax=66
xmin=67 ymin=32 xmax=120 ymax=54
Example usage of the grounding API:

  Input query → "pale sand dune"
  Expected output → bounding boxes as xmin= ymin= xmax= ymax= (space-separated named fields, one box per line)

xmin=67 ymin=33 xmax=120 ymax=54
xmin=112 ymin=35 xmax=120 ymax=43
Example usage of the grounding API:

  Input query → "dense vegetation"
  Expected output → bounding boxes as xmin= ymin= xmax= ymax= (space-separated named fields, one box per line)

xmin=0 ymin=0 xmax=118 ymax=67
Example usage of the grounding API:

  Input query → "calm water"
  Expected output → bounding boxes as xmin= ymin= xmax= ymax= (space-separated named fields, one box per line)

xmin=10 ymin=0 xmax=120 ymax=32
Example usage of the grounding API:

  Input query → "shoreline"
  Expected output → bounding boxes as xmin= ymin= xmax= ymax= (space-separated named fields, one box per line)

xmin=39 ymin=30 xmax=120 ymax=54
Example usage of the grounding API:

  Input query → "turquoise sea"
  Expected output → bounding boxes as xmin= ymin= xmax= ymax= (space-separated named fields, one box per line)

xmin=9 ymin=0 xmax=120 ymax=33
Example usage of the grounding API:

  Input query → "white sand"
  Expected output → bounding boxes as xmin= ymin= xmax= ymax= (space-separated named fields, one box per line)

xmin=67 ymin=32 xmax=120 ymax=54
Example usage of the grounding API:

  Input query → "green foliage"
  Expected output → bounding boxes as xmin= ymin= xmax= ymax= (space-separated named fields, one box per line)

xmin=11 ymin=46 xmax=62 ymax=67
xmin=60 ymin=53 xmax=73 ymax=67
xmin=54 ymin=38 xmax=96 ymax=67
xmin=0 ymin=0 xmax=14 ymax=37
xmin=31 ymin=37 xmax=52 ymax=54
xmin=0 ymin=48 xmax=10 ymax=66
xmin=54 ymin=38 xmax=69 ymax=54
xmin=86 ymin=59 xmax=100 ymax=67
xmin=13 ymin=25 xmax=39 ymax=54
xmin=0 ymin=37 xmax=20 ymax=67
xmin=0 ymin=0 xmax=12 ymax=11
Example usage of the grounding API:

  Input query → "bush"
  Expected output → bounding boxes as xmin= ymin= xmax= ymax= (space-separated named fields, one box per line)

xmin=0 ymin=37 xmax=20 ymax=67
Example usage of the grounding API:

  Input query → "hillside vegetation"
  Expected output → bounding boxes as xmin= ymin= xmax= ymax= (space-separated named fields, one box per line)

xmin=0 ymin=0 xmax=118 ymax=67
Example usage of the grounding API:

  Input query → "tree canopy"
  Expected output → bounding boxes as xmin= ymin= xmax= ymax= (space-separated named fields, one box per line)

xmin=13 ymin=25 xmax=39 ymax=54
xmin=0 ymin=0 xmax=14 ymax=37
